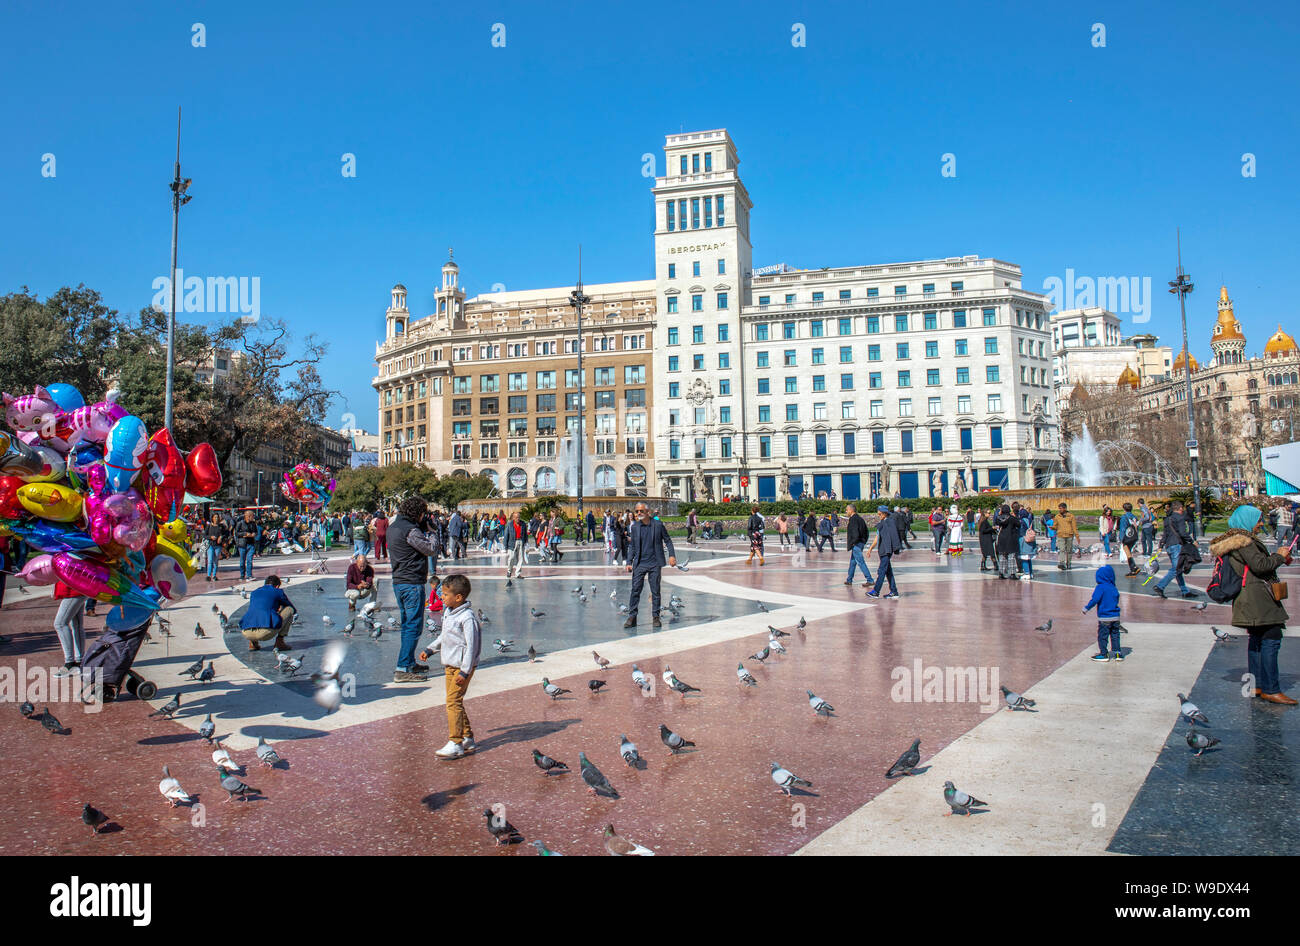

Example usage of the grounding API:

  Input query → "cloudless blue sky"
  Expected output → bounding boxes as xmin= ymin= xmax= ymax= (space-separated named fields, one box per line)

xmin=2 ymin=0 xmax=1297 ymax=430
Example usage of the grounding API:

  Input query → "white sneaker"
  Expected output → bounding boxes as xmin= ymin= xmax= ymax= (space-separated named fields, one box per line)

xmin=435 ymin=740 xmax=465 ymax=759
xmin=460 ymin=738 xmax=477 ymax=754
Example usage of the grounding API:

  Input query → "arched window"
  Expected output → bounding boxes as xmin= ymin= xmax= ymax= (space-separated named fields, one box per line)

xmin=594 ymin=464 xmax=616 ymax=493
xmin=535 ymin=467 xmax=557 ymax=491
xmin=625 ymin=463 xmax=648 ymax=495
xmin=481 ymin=469 xmax=498 ymax=489
xmin=506 ymin=467 xmax=528 ymax=495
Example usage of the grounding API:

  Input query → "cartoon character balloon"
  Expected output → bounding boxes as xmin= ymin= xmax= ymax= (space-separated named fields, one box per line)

xmin=280 ymin=461 xmax=334 ymax=510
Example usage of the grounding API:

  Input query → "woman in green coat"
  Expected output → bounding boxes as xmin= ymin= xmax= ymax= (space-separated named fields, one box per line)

xmin=1208 ymin=505 xmax=1297 ymax=705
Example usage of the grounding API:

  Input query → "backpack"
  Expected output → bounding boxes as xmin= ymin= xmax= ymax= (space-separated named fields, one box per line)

xmin=929 ymin=510 xmax=944 ymax=527
xmin=1124 ymin=522 xmax=1138 ymax=543
xmin=1206 ymin=554 xmax=1246 ymax=603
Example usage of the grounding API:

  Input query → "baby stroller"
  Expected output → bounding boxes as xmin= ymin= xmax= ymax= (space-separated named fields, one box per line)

xmin=79 ymin=620 xmax=157 ymax=703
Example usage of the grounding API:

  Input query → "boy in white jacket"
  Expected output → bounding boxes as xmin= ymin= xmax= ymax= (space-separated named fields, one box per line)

xmin=420 ymin=574 xmax=482 ymax=760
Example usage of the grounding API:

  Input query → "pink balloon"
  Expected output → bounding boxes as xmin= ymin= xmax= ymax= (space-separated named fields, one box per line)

xmin=52 ymin=552 xmax=114 ymax=601
xmin=85 ymin=489 xmax=153 ymax=552
xmin=17 ymin=554 xmax=58 ymax=585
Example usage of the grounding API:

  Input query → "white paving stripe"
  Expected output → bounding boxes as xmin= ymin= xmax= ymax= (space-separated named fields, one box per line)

xmin=795 ymin=622 xmax=1214 ymax=856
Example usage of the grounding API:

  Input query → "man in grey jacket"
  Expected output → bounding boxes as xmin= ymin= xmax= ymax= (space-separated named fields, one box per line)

xmin=866 ymin=505 xmax=901 ymax=598
xmin=624 ymin=502 xmax=677 ymax=628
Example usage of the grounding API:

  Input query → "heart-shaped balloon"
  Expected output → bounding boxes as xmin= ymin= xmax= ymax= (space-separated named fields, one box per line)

xmin=184 ymin=442 xmax=222 ymax=496
xmin=0 ymin=476 xmax=26 ymax=518
xmin=141 ymin=428 xmax=187 ymax=522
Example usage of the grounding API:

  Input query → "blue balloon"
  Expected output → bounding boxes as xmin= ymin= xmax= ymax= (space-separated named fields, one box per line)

xmin=45 ymin=383 xmax=85 ymax=412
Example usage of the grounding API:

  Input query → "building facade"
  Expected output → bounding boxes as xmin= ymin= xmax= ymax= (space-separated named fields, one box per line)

xmin=1050 ymin=306 xmax=1172 ymax=415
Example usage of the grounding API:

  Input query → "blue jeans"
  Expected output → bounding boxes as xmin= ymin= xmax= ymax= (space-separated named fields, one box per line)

xmin=1247 ymin=630 xmax=1283 ymax=694
xmin=393 ymin=583 xmax=425 ymax=671
xmin=1102 ymin=533 xmax=1112 ymax=555
xmin=1155 ymin=543 xmax=1187 ymax=593
xmin=871 ymin=552 xmax=897 ymax=595
xmin=354 ymin=539 xmax=367 ymax=556
xmin=1141 ymin=526 xmax=1155 ymax=556
xmin=207 ymin=545 xmax=220 ymax=579
xmin=1097 ymin=620 xmax=1121 ymax=656
xmin=238 ymin=545 xmax=255 ymax=579
xmin=846 ymin=543 xmax=872 ymax=583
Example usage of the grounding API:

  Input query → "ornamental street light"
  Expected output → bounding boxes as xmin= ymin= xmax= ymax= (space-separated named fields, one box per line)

xmin=1169 ymin=228 xmax=1201 ymax=536
xmin=165 ymin=106 xmax=193 ymax=432
xmin=569 ymin=248 xmax=590 ymax=524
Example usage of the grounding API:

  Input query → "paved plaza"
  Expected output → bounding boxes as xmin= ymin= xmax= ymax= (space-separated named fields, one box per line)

xmin=2 ymin=536 xmax=1294 ymax=857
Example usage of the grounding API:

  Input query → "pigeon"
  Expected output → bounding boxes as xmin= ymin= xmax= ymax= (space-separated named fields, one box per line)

xmin=1190 ymin=601 xmax=1208 ymax=612
xmin=796 ymin=616 xmax=807 ymax=631
xmin=578 ymin=752 xmax=618 ymax=797
xmin=312 ymin=641 xmax=348 ymax=713
xmin=663 ymin=666 xmax=699 ymax=695
xmin=315 ymin=583 xmax=325 ymax=594
xmin=370 ymin=623 xmax=382 ymax=641
xmin=157 ymin=622 xmax=172 ymax=638
xmin=593 ymin=651 xmax=611 ymax=670
xmin=674 ymin=556 xmax=691 ymax=572
xmin=588 ymin=679 xmax=607 ymax=693
xmin=531 ymin=839 xmax=562 ymax=856
xmin=217 ymin=610 xmax=228 ymax=625
xmin=198 ymin=662 xmax=215 ymax=684
xmin=527 ymin=645 xmax=537 ymax=662
xmin=322 ymin=615 xmax=334 ymax=627
xmin=193 ymin=623 xmax=206 ymax=639
xmin=19 ymin=701 xmax=35 ymax=718
xmin=757 ymin=602 xmax=769 ymax=613
xmin=40 ymin=707 xmax=65 ymax=734
xmin=1186 ymin=730 xmax=1221 ymax=757
xmin=631 ymin=665 xmax=650 ymax=692
xmin=216 ymin=767 xmax=258 ymax=803
xmin=603 ymin=824 xmax=653 ymax=856
xmin=750 ymin=645 xmax=770 ymax=663
xmin=618 ymin=734 xmax=640 ymax=767
xmin=493 ymin=639 xmax=515 ymax=653
xmin=182 ymin=657 xmax=204 ymax=679
xmin=82 ymin=803 xmax=109 ymax=836
xmin=768 ymin=635 xmax=787 ymax=655
xmin=255 ymin=736 xmax=281 ymax=767
xmin=532 ymin=749 xmax=569 ymax=774
xmin=943 ymin=781 xmax=987 ymax=816
xmin=572 ymin=586 xmax=582 ymax=595
xmin=149 ymin=694 xmax=180 ymax=718
xmin=807 ymin=689 xmax=834 ymax=716
xmin=618 ymin=603 xmax=629 ymax=614
xmin=477 ymin=609 xmax=491 ymax=625
xmin=591 ymin=584 xmax=597 ymax=595
xmin=483 ymin=808 xmax=523 ymax=846
xmin=211 ymin=604 xmax=219 ymax=614
xmin=609 ymin=590 xmax=618 ymax=600
xmin=530 ymin=608 xmax=545 ymax=618
xmin=885 ymin=739 xmax=921 ymax=778
xmin=198 ymin=713 xmax=215 ymax=743
xmin=212 ymin=741 xmax=239 ymax=772
xmin=1178 ymin=693 xmax=1210 ymax=725
xmin=541 ymin=678 xmax=570 ymax=700
xmin=659 ymin=724 xmax=695 ymax=753
xmin=767 ymin=625 xmax=790 ymax=638
xmin=736 ymin=663 xmax=757 ymax=686
xmin=158 ymin=765 xmax=192 ymax=807
xmin=1034 ymin=618 xmax=1053 ymax=632
xmin=343 ymin=620 xmax=356 ymax=636
xmin=770 ymin=762 xmax=812 ymax=796
xmin=387 ymin=616 xmax=397 ymax=628
xmin=1212 ymin=627 xmax=1231 ymax=643
xmin=276 ymin=652 xmax=303 ymax=676
xmin=292 ymin=613 xmax=302 ymax=625
xmin=361 ymin=601 xmax=378 ymax=616
xmin=1000 ymin=685 xmax=1036 ymax=711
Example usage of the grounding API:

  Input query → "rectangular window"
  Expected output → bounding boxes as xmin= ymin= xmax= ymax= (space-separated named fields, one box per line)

xmin=717 ymin=292 xmax=728 ymax=310
xmin=565 ymin=368 xmax=583 ymax=388
xmin=986 ymin=365 xmax=1000 ymax=383
xmin=787 ymin=434 xmax=800 ymax=457
xmin=783 ymin=321 xmax=797 ymax=339
xmin=703 ymin=196 xmax=712 ymax=227
xmin=508 ymin=395 xmax=527 ymax=413
xmin=717 ymin=259 xmax=725 ymax=275
xmin=667 ymin=297 xmax=678 ymax=314
xmin=718 ymin=352 xmax=730 ymax=369
xmin=784 ymin=377 xmax=798 ymax=394
xmin=508 ymin=372 xmax=527 ymax=391
xmin=668 ymin=327 xmax=679 ymax=345
xmin=988 ymin=393 xmax=1002 ymax=412
xmin=839 ymin=346 xmax=853 ymax=363
xmin=843 ymin=432 xmax=856 ymax=455
xmin=927 ymin=368 xmax=940 ymax=385
xmin=812 ymin=292 xmax=824 ymax=303
xmin=691 ymin=197 xmax=700 ymax=229
xmin=869 ymin=372 xmax=882 ymax=389
xmin=666 ymin=202 xmax=675 ymax=231
xmin=692 ymin=354 xmax=703 ymax=370
xmin=901 ymin=429 xmax=913 ymax=452
xmin=812 ymin=375 xmax=826 ymax=392
xmin=897 ymin=370 xmax=911 ymax=387
xmin=868 ymin=344 xmax=881 ymax=361
xmin=668 ymin=381 xmax=680 ymax=398
xmin=692 ymin=325 xmax=704 ymax=344
xmin=957 ymin=394 xmax=971 ymax=413
xmin=720 ymin=436 xmax=732 ymax=458
xmin=953 ymin=309 xmax=967 ymax=328
xmin=925 ymin=340 xmax=938 ymax=358
xmin=719 ymin=406 xmax=731 ymax=423
xmin=810 ymin=320 xmax=824 ymax=337
xmin=897 ymin=342 xmax=909 ymax=360
xmin=813 ymin=401 xmax=827 ymax=420
xmin=924 ymin=312 xmax=937 ymax=330
xmin=758 ymin=405 xmax=771 ymax=423
xmin=955 ymin=338 xmax=968 ymax=356
xmin=894 ymin=314 xmax=908 ymax=333
xmin=983 ymin=307 xmax=997 ymax=326
xmin=535 ymin=393 xmax=556 ymax=412
xmin=895 ymin=285 xmax=907 ymax=296
xmin=759 ymin=435 xmax=771 ymax=458
xmin=624 ymin=365 xmax=645 ymax=384
xmin=928 ymin=397 xmax=942 ymax=415
xmin=838 ymin=317 xmax=851 ymax=336
xmin=839 ymin=290 xmax=852 ymax=302
xmin=718 ymin=324 xmax=729 ymax=342
xmin=692 ymin=294 xmax=703 ymax=312
xmin=870 ymin=399 xmax=884 ymax=418
xmin=536 ymin=371 xmax=556 ymax=389
xmin=930 ymin=429 xmax=943 ymax=452
xmin=784 ymin=349 xmax=797 ymax=367
xmin=960 ymin=427 xmax=973 ymax=451
xmin=718 ymin=379 xmax=730 ymax=395
xmin=872 ymin=431 xmax=884 ymax=454
xmin=956 ymin=367 xmax=970 ymax=384
xmin=815 ymin=433 xmax=827 ymax=457
xmin=670 ymin=439 xmax=680 ymax=460
xmin=841 ymin=401 xmax=855 ymax=419
xmin=786 ymin=404 xmax=798 ymax=422
xmin=668 ymin=355 xmax=680 ymax=371
xmin=867 ymin=316 xmax=880 ymax=334
xmin=757 ymin=378 xmax=770 ymax=394
xmin=668 ymin=263 xmax=676 ymax=279
xmin=898 ymin=397 xmax=913 ymax=416
xmin=812 ymin=347 xmax=825 ymax=365
xmin=990 ymin=426 xmax=1003 ymax=449
xmin=716 ymin=195 xmax=725 ymax=226
xmin=841 ymin=373 xmax=854 ymax=390
xmin=755 ymin=324 xmax=769 ymax=341
xmin=984 ymin=337 xmax=998 ymax=355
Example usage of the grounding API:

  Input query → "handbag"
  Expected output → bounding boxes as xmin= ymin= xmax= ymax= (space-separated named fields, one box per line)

xmin=1270 ymin=580 xmax=1288 ymax=602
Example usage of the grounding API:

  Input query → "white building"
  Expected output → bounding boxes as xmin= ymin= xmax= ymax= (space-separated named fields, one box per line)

xmin=1051 ymin=306 xmax=1172 ymax=412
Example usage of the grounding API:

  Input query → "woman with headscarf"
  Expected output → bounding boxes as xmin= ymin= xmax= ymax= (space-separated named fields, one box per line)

xmin=1210 ymin=505 xmax=1297 ymax=705
xmin=945 ymin=504 xmax=964 ymax=556
xmin=994 ymin=504 xmax=1020 ymax=579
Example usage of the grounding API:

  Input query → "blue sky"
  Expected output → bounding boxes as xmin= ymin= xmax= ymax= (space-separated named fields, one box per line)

xmin=2 ymin=0 xmax=1296 ymax=430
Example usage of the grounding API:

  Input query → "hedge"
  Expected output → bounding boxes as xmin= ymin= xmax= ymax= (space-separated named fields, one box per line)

xmin=681 ymin=495 xmax=1010 ymax=518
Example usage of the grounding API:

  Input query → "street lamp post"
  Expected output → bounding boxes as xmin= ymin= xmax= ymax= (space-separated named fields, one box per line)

xmin=256 ymin=470 xmax=263 ymax=506
xmin=1169 ymin=229 xmax=1202 ymax=537
xmin=165 ymin=107 xmax=192 ymax=431
xmin=569 ymin=249 xmax=590 ymax=525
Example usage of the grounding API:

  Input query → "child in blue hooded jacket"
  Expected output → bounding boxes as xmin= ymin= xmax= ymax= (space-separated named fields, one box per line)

xmin=1083 ymin=564 xmax=1124 ymax=662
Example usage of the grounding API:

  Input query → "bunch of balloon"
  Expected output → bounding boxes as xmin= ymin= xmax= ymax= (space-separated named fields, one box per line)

xmin=1 ymin=384 xmax=222 ymax=629
xmin=279 ymin=461 xmax=334 ymax=511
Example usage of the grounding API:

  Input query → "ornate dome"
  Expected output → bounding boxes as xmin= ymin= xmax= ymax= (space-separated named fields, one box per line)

xmin=1116 ymin=364 xmax=1140 ymax=390
xmin=1212 ymin=285 xmax=1245 ymax=343
xmin=1172 ymin=347 xmax=1199 ymax=373
xmin=1265 ymin=325 xmax=1299 ymax=357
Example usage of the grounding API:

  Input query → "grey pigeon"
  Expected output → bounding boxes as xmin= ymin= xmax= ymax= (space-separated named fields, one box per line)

xmin=1000 ymin=685 xmax=1036 ymax=710
xmin=578 ymin=751 xmax=618 ymax=797
xmin=216 ymin=767 xmax=258 ymax=803
xmin=529 ymin=838 xmax=562 ymax=855
xmin=530 ymin=608 xmax=545 ymax=618
xmin=150 ymin=693 xmax=180 ymax=718
xmin=618 ymin=734 xmax=640 ymax=766
xmin=796 ymin=616 xmax=806 ymax=630
xmin=483 ymin=808 xmax=523 ymax=846
xmin=1178 ymin=693 xmax=1210 ymax=725
xmin=663 ymin=666 xmax=699 ymax=695
xmin=769 ymin=635 xmax=788 ymax=655
xmin=757 ymin=602 xmax=769 ymax=612
xmin=767 ymin=625 xmax=790 ymax=638
xmin=736 ymin=663 xmax=757 ymax=686
xmin=588 ymin=679 xmax=607 ymax=693
xmin=198 ymin=713 xmax=215 ymax=743
xmin=593 ymin=651 xmax=611 ymax=670
xmin=1186 ymin=730 xmax=1220 ymax=756
xmin=770 ymin=762 xmax=811 ymax=795
xmin=750 ymin=645 xmax=770 ymax=663
xmin=82 ymin=803 xmax=108 ymax=836
xmin=659 ymin=724 xmax=695 ymax=753
xmin=1034 ymin=618 xmax=1053 ymax=632
xmin=370 ymin=623 xmax=382 ymax=640
xmin=1211 ymin=627 xmax=1231 ymax=643
xmin=198 ymin=662 xmax=215 ymax=684
xmin=182 ymin=657 xmax=204 ymax=679
xmin=541 ymin=678 xmax=569 ymax=699
xmin=532 ymin=749 xmax=568 ymax=774
xmin=631 ymin=665 xmax=650 ymax=692
xmin=1190 ymin=601 xmax=1208 ymax=612
xmin=885 ymin=739 xmax=921 ymax=778
xmin=493 ymin=638 xmax=514 ymax=653
xmin=40 ymin=707 xmax=65 ymax=734
xmin=807 ymin=689 xmax=834 ymax=716
xmin=618 ymin=603 xmax=629 ymax=613
xmin=527 ymin=645 xmax=537 ymax=662
xmin=276 ymin=652 xmax=302 ymax=676
xmin=211 ymin=604 xmax=219 ymax=614
xmin=19 ymin=700 xmax=35 ymax=718
xmin=255 ymin=736 xmax=281 ymax=767
xmin=193 ymin=623 xmax=206 ymax=639
xmin=943 ymin=780 xmax=987 ymax=816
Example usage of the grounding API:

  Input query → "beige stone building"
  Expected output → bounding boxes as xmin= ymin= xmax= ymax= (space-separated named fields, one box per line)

xmin=373 ymin=254 xmax=657 ymax=496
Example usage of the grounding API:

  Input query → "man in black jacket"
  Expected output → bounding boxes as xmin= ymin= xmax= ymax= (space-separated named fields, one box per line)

xmin=866 ymin=506 xmax=900 ymax=597
xmin=1153 ymin=501 xmax=1198 ymax=599
xmin=235 ymin=510 xmax=258 ymax=581
xmin=624 ymin=503 xmax=677 ymax=628
xmin=844 ymin=504 xmax=873 ymax=585
xmin=388 ymin=496 xmax=440 ymax=683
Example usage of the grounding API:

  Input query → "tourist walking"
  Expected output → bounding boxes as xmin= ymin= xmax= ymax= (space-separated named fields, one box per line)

xmin=235 ymin=510 xmax=258 ymax=581
xmin=800 ymin=509 xmax=817 ymax=550
xmin=504 ymin=511 xmax=527 ymax=584
xmin=817 ymin=513 xmax=835 ymax=552
xmin=1099 ymin=506 xmax=1115 ymax=557
xmin=994 ymin=504 xmax=1020 ymax=579
xmin=624 ymin=502 xmax=677 ymax=628
xmin=448 ymin=508 xmax=466 ymax=560
xmin=1083 ymin=565 xmax=1123 ymax=661
xmin=372 ymin=510 xmax=389 ymax=560
xmin=1042 ymin=507 xmax=1057 ymax=552
xmin=1018 ymin=516 xmax=1037 ymax=580
xmin=686 ymin=508 xmax=698 ymax=545
xmin=389 ymin=496 xmax=439 ymax=682
xmin=978 ymin=511 xmax=997 ymax=571
xmin=1153 ymin=500 xmax=1198 ymax=599
xmin=745 ymin=506 xmax=766 ymax=565
xmin=1055 ymin=503 xmax=1078 ymax=570
xmin=864 ymin=506 xmax=900 ymax=598
xmin=204 ymin=513 xmax=225 ymax=582
xmin=1212 ymin=505 xmax=1297 ymax=705
xmin=928 ymin=506 xmax=946 ymax=555
xmin=777 ymin=513 xmax=790 ymax=547
xmin=1118 ymin=502 xmax=1140 ymax=576
xmin=843 ymin=504 xmax=873 ymax=585
xmin=1138 ymin=498 xmax=1156 ymax=556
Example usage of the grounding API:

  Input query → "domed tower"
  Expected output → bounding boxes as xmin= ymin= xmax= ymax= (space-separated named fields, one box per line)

xmin=1172 ymin=347 xmax=1199 ymax=375
xmin=1210 ymin=285 xmax=1246 ymax=365
xmin=1116 ymin=364 xmax=1140 ymax=390
xmin=1264 ymin=325 xmax=1299 ymax=360
xmin=435 ymin=247 xmax=466 ymax=330
xmin=386 ymin=282 xmax=409 ymax=340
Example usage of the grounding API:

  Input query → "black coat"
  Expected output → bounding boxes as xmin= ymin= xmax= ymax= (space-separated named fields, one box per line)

xmin=978 ymin=517 xmax=996 ymax=556
xmin=846 ymin=514 xmax=869 ymax=548
xmin=994 ymin=512 xmax=1020 ymax=556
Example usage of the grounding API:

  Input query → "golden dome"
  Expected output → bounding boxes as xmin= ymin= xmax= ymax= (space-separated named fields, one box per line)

xmin=1116 ymin=365 xmax=1140 ymax=390
xmin=1212 ymin=285 xmax=1245 ymax=343
xmin=1172 ymin=347 xmax=1199 ymax=372
xmin=1264 ymin=325 xmax=1299 ymax=356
